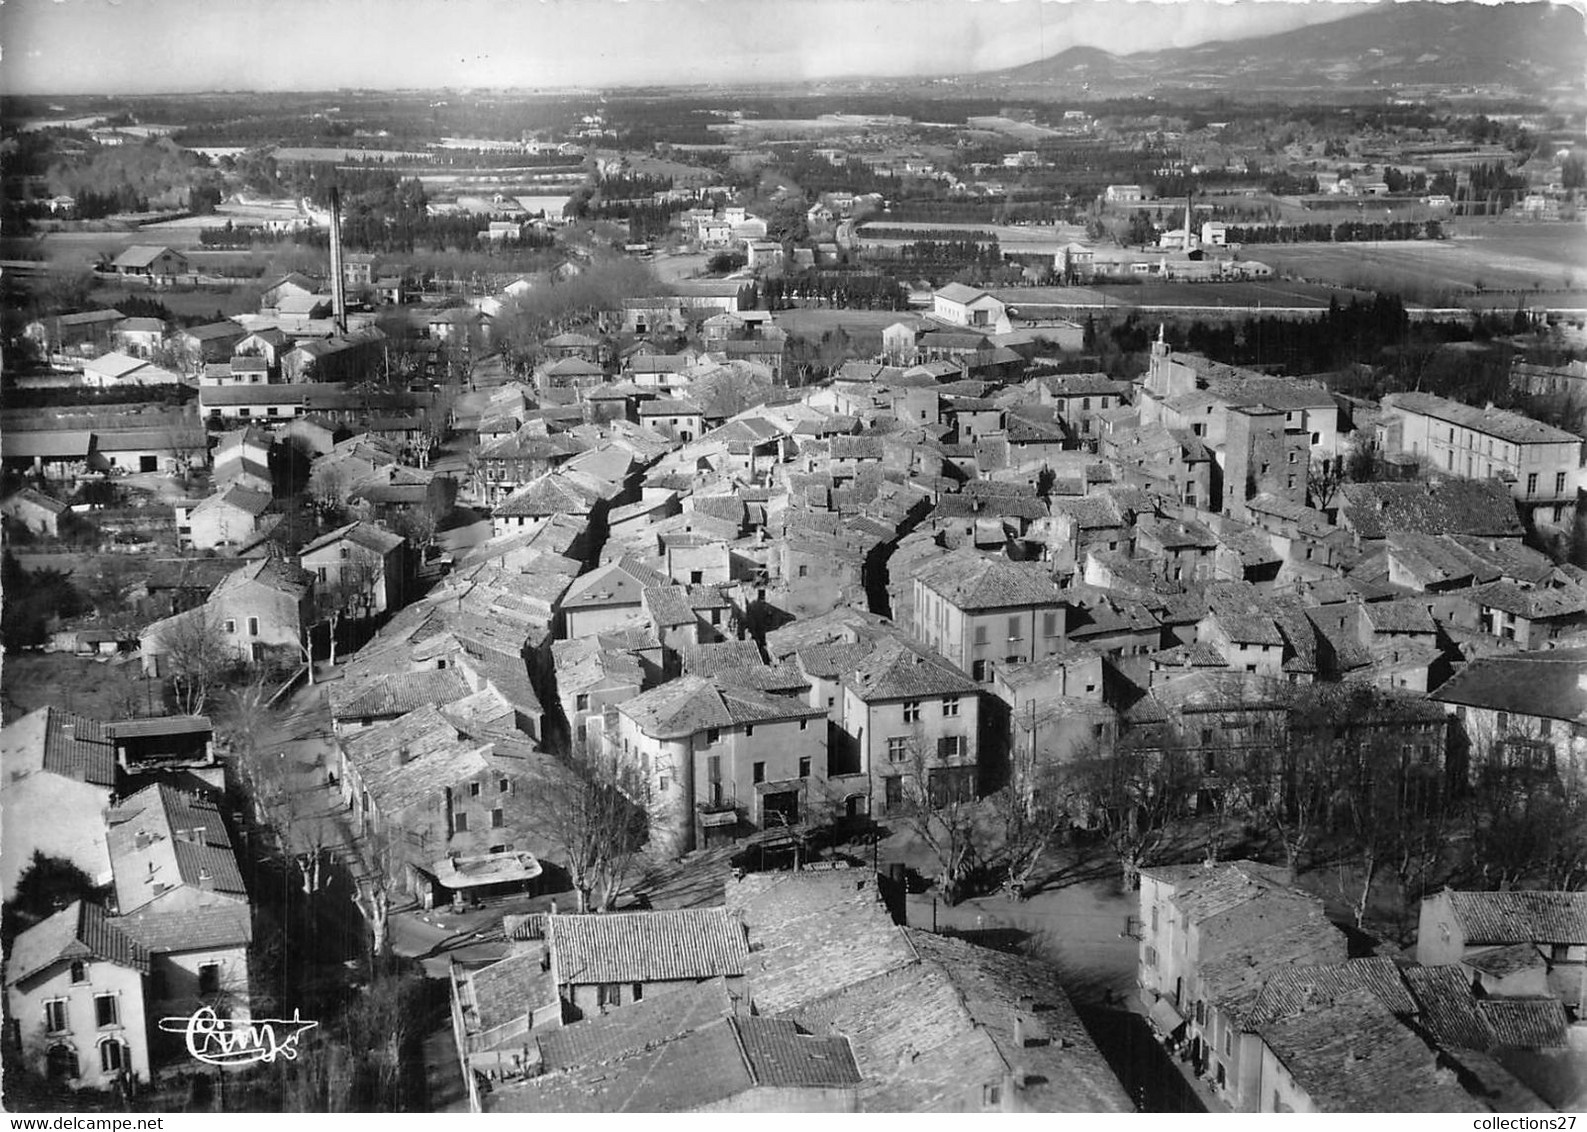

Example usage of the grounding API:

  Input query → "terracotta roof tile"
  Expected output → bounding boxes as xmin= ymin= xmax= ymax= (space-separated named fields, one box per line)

xmin=546 ymin=907 xmax=748 ymax=985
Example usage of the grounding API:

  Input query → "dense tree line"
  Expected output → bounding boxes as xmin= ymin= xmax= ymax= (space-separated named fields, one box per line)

xmin=885 ymin=238 xmax=1005 ymax=273
xmin=1223 ymin=219 xmax=1445 ymax=244
xmin=757 ymin=271 xmax=907 ymax=311
xmin=767 ymin=148 xmax=895 ymax=196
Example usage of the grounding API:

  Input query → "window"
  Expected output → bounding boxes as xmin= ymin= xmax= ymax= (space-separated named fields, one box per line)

xmin=884 ymin=776 xmax=903 ymax=811
xmin=797 ymin=564 xmax=809 ymax=578
xmin=1557 ymin=472 xmax=1568 ymax=495
xmin=1287 ymin=451 xmax=1297 ymax=464
xmin=94 ymin=994 xmax=118 ymax=1029
xmin=690 ymin=570 xmax=703 ymax=584
xmin=938 ymin=736 xmax=963 ymax=760
xmin=632 ymin=983 xmax=644 ymax=1003
xmin=1224 ymin=1028 xmax=1232 ymax=1055
xmin=887 ymin=737 xmax=908 ymax=762
xmin=597 ymin=983 xmax=621 ymax=1008
xmin=454 ymin=812 xmax=469 ymax=833
xmin=223 ymin=619 xmax=237 ymax=634
xmin=492 ymin=808 xmax=504 ymax=828
xmin=100 ymin=1039 xmax=125 ymax=1075
xmin=469 ymin=782 xmax=481 ymax=797
xmin=1527 ymin=473 xmax=1539 ymax=496
xmin=658 ymin=775 xmax=670 ymax=792
xmin=798 ymin=756 xmax=811 ymax=778
xmin=1497 ymin=712 xmax=1509 ymax=732
xmin=575 ymin=693 xmax=589 ymax=711
xmin=198 ymin=964 xmax=220 ymax=995
xmin=744 ymin=725 xmax=754 ymax=737
xmin=1043 ymin=611 xmax=1059 ymax=638
xmin=972 ymin=659 xmax=988 ymax=682
xmin=316 ymin=567 xmax=328 ymax=583
xmin=70 ymin=962 xmax=87 ymax=985
xmin=1007 ymin=616 xmax=1023 ymax=641
xmin=799 ymin=718 xmax=808 ymax=731
xmin=973 ymin=625 xmax=988 ymax=646
xmin=903 ymin=700 xmax=921 ymax=723
xmin=752 ymin=761 xmax=765 ymax=784
xmin=942 ymin=696 xmax=960 ymax=717
xmin=1151 ymin=904 xmax=1159 ymax=931
xmin=45 ymin=1000 xmax=68 ymax=1034
xmin=706 ymin=728 xmax=720 ymax=744
xmin=340 ymin=545 xmax=351 ymax=559
xmin=247 ymin=617 xmax=259 ymax=637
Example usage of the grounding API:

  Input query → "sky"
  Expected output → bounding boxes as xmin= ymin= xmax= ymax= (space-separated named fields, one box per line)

xmin=0 ymin=0 xmax=1390 ymax=95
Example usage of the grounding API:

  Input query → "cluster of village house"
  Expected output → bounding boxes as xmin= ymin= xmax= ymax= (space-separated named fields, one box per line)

xmin=5 ymin=257 xmax=1587 ymax=1109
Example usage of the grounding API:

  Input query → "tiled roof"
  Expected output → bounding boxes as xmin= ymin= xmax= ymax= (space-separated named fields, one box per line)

xmin=6 ymin=901 xmax=151 ymax=984
xmin=1259 ymin=988 xmax=1485 ymax=1112
xmin=1466 ymin=579 xmax=1587 ymax=621
xmin=107 ymin=784 xmax=247 ymax=914
xmin=6 ymin=487 xmax=70 ymax=516
xmin=489 ymin=1018 xmax=755 ymax=1112
xmin=561 ymin=558 xmax=671 ymax=610
xmin=727 ymin=871 xmax=918 ymax=1016
xmin=14 ymin=706 xmax=116 ymax=786
xmin=1245 ymin=957 xmax=1415 ymax=1028
xmin=464 ymin=949 xmax=557 ymax=1035
xmin=1339 ymin=480 xmax=1524 ymax=541
xmin=494 ymin=472 xmax=601 ymax=518
xmin=1430 ymin=649 xmax=1587 ymax=725
xmin=621 ymin=675 xmax=822 ymax=739
xmin=840 ymin=637 xmax=978 ymax=702
xmin=328 ymin=668 xmax=471 ymax=721
xmin=734 ymin=1016 xmax=862 ymax=1088
xmin=903 ymin=929 xmax=1133 ymax=1111
xmin=546 ymin=907 xmax=748 ymax=985
xmin=913 ymin=549 xmax=1060 ymax=611
xmin=536 ymin=976 xmax=734 ymax=1072
xmin=1478 ymin=998 xmax=1569 ymax=1049
xmin=114 ymin=903 xmax=253 ymax=953
xmin=193 ymin=484 xmax=274 ymax=519
xmin=1402 ymin=965 xmax=1496 ymax=1051
xmin=1444 ymin=888 xmax=1587 ymax=945
xmin=340 ymin=704 xmax=495 ymax=814
xmin=1386 ymin=391 xmax=1582 ymax=446
xmin=103 ymin=715 xmax=211 ymax=739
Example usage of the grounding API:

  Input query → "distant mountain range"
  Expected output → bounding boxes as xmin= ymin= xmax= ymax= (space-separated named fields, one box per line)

xmin=971 ymin=2 xmax=1586 ymax=95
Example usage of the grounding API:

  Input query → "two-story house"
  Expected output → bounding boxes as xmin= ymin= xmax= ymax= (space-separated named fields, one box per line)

xmin=911 ymin=549 xmax=1065 ymax=682
xmin=178 ymin=485 xmax=274 ymax=551
xmin=832 ymin=636 xmax=982 ymax=819
xmin=607 ymin=675 xmax=828 ymax=857
xmin=5 ymin=902 xmax=152 ymax=1090
xmin=140 ymin=559 xmax=315 ymax=676
xmin=299 ymin=521 xmax=407 ymax=618
xmin=1429 ymin=648 xmax=1587 ymax=794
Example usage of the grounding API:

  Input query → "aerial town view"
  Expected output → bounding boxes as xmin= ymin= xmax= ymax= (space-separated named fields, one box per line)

xmin=0 ymin=0 xmax=1585 ymax=1117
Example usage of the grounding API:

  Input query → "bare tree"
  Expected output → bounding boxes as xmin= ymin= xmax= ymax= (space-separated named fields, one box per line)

xmin=887 ymin=737 xmax=981 ymax=905
xmin=1306 ymin=454 xmax=1346 ymax=511
xmin=155 ymin=607 xmax=235 ymax=715
xmin=316 ymin=551 xmax=383 ymax=667
xmin=309 ymin=461 xmax=362 ymax=522
xmin=352 ymin=828 xmax=395 ymax=958
xmin=543 ymin=744 xmax=649 ymax=913
xmin=1073 ymin=728 xmax=1199 ymax=892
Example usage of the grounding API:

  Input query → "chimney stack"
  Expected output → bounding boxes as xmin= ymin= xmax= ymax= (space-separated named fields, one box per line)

xmin=328 ymin=187 xmax=348 ymax=335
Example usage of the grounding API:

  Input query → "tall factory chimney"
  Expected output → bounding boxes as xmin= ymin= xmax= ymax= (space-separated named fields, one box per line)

xmin=328 ymin=187 xmax=348 ymax=334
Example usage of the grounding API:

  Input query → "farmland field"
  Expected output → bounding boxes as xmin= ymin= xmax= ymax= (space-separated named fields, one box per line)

xmin=1251 ymin=222 xmax=1587 ymax=304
